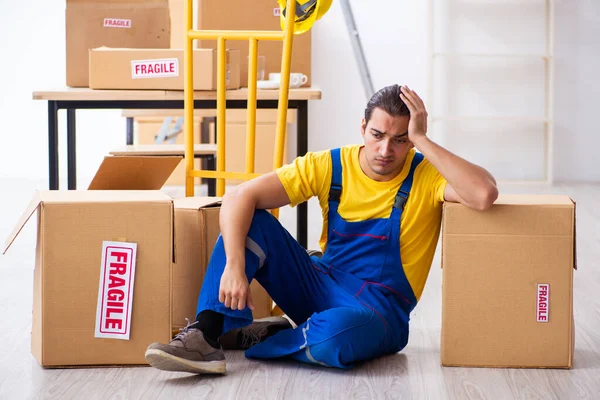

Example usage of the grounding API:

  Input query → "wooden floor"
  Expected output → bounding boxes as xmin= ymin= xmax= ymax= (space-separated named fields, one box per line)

xmin=1 ymin=180 xmax=599 ymax=399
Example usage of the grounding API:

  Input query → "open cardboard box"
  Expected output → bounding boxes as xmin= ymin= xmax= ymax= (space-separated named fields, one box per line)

xmin=4 ymin=155 xmax=271 ymax=367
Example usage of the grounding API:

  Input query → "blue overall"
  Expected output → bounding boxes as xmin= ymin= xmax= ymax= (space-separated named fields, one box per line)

xmin=197 ymin=149 xmax=424 ymax=368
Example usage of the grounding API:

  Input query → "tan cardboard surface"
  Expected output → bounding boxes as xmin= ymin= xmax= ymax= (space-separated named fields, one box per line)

xmin=88 ymin=156 xmax=182 ymax=190
xmin=66 ymin=0 xmax=170 ymax=87
xmin=39 ymin=200 xmax=173 ymax=366
xmin=441 ymin=195 xmax=576 ymax=368
xmin=6 ymin=155 xmax=176 ymax=366
xmin=89 ymin=48 xmax=241 ymax=90
xmin=4 ymin=190 xmax=172 ymax=255
xmin=196 ymin=0 xmax=311 ymax=87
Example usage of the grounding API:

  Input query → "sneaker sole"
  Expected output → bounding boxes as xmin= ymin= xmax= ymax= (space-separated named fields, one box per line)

xmin=145 ymin=349 xmax=226 ymax=374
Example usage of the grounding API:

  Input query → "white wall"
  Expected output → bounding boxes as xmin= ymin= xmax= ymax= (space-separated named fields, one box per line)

xmin=0 ymin=0 xmax=598 ymax=187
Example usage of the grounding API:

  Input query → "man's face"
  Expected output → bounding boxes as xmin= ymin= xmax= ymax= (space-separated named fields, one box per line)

xmin=360 ymin=107 xmax=413 ymax=182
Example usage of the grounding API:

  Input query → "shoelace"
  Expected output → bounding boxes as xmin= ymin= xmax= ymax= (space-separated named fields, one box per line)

xmin=174 ymin=317 xmax=197 ymax=341
xmin=240 ymin=326 xmax=268 ymax=348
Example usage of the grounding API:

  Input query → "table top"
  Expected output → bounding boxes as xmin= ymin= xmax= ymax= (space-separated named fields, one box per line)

xmin=32 ymin=87 xmax=322 ymax=101
xmin=109 ymin=144 xmax=216 ymax=156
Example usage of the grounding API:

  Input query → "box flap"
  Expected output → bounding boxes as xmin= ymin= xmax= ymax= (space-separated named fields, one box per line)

xmin=494 ymin=194 xmax=573 ymax=206
xmin=174 ymin=197 xmax=222 ymax=210
xmin=3 ymin=192 xmax=43 ymax=255
xmin=3 ymin=189 xmax=174 ymax=254
xmin=88 ymin=156 xmax=182 ymax=190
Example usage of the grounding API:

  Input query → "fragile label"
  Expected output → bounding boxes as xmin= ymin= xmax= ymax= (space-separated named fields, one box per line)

xmin=536 ymin=283 xmax=550 ymax=322
xmin=104 ymin=18 xmax=132 ymax=28
xmin=131 ymin=58 xmax=179 ymax=79
xmin=95 ymin=241 xmax=138 ymax=340
xmin=273 ymin=7 xmax=281 ymax=17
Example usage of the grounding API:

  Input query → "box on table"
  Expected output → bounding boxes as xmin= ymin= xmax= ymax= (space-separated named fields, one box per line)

xmin=441 ymin=195 xmax=577 ymax=369
xmin=66 ymin=0 xmax=171 ymax=87
xmin=89 ymin=48 xmax=241 ymax=90
xmin=3 ymin=156 xmax=271 ymax=367
xmin=196 ymin=0 xmax=312 ymax=87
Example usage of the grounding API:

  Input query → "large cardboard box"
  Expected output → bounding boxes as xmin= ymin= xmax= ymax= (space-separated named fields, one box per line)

xmin=89 ymin=48 xmax=241 ymax=90
xmin=66 ymin=0 xmax=171 ymax=87
xmin=3 ymin=156 xmax=273 ymax=367
xmin=172 ymin=197 xmax=272 ymax=331
xmin=441 ymin=195 xmax=577 ymax=368
xmin=196 ymin=0 xmax=312 ymax=87
xmin=2 ymin=156 xmax=181 ymax=367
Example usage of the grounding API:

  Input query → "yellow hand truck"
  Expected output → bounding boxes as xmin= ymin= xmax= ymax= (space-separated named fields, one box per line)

xmin=183 ymin=0 xmax=311 ymax=199
xmin=182 ymin=0 xmax=330 ymax=316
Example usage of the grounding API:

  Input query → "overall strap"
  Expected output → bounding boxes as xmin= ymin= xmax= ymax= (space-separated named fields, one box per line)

xmin=393 ymin=152 xmax=424 ymax=210
xmin=329 ymin=148 xmax=342 ymax=202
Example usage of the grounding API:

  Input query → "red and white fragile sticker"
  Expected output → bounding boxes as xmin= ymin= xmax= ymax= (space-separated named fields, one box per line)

xmin=273 ymin=7 xmax=281 ymax=17
xmin=536 ymin=283 xmax=550 ymax=323
xmin=95 ymin=241 xmax=138 ymax=340
xmin=131 ymin=58 xmax=179 ymax=79
xmin=104 ymin=18 xmax=132 ymax=28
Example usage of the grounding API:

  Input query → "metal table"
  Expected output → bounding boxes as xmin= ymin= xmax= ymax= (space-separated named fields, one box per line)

xmin=32 ymin=87 xmax=322 ymax=248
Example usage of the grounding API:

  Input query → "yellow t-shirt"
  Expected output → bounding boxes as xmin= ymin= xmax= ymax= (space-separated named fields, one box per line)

xmin=276 ymin=145 xmax=447 ymax=301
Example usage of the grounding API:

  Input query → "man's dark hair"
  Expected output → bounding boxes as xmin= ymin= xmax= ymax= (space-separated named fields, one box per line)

xmin=364 ymin=84 xmax=410 ymax=124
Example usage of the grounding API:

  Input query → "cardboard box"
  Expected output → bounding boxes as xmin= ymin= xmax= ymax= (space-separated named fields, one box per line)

xmin=2 ymin=156 xmax=181 ymax=366
xmin=89 ymin=48 xmax=241 ymax=90
xmin=172 ymin=197 xmax=272 ymax=330
xmin=66 ymin=0 xmax=171 ymax=87
xmin=441 ymin=195 xmax=577 ymax=369
xmin=168 ymin=0 xmax=187 ymax=49
xmin=3 ymin=156 xmax=273 ymax=367
xmin=196 ymin=0 xmax=312 ymax=87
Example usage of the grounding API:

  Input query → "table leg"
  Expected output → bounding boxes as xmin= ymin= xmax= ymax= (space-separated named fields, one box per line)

xmin=297 ymin=101 xmax=308 ymax=248
xmin=67 ymin=109 xmax=77 ymax=190
xmin=126 ymin=117 xmax=134 ymax=145
xmin=201 ymin=117 xmax=216 ymax=187
xmin=206 ymin=155 xmax=216 ymax=197
xmin=48 ymin=101 xmax=59 ymax=190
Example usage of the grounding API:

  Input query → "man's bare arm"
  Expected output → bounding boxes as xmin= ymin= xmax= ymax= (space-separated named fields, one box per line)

xmin=218 ymin=172 xmax=291 ymax=311
xmin=400 ymin=86 xmax=498 ymax=210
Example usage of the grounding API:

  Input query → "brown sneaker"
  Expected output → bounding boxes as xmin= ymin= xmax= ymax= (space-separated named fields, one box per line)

xmin=219 ymin=316 xmax=293 ymax=350
xmin=145 ymin=322 xmax=226 ymax=374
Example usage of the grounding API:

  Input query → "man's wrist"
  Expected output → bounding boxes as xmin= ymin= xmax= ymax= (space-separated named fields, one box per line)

xmin=224 ymin=252 xmax=245 ymax=268
xmin=411 ymin=135 xmax=431 ymax=151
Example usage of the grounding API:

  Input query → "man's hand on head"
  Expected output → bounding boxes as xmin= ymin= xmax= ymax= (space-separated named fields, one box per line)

xmin=400 ymin=86 xmax=429 ymax=147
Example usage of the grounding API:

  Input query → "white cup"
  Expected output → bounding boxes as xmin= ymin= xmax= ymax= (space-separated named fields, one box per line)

xmin=269 ymin=72 xmax=308 ymax=87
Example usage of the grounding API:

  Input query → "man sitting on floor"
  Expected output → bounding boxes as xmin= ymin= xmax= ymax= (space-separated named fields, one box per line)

xmin=144 ymin=84 xmax=498 ymax=374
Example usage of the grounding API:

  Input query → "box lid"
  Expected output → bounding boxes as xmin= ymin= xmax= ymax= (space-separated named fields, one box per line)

xmin=443 ymin=194 xmax=577 ymax=270
xmin=3 ymin=190 xmax=171 ymax=255
xmin=174 ymin=196 xmax=222 ymax=210
xmin=88 ymin=156 xmax=181 ymax=190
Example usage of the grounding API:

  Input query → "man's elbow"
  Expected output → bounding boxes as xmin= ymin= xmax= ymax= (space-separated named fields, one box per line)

xmin=473 ymin=184 xmax=498 ymax=211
